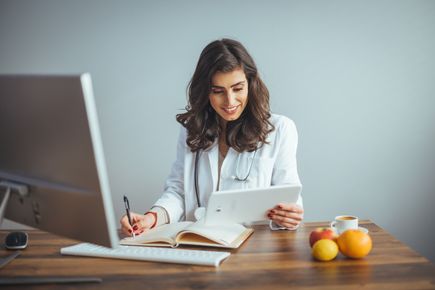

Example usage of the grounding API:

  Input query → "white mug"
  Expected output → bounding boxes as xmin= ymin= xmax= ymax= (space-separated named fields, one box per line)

xmin=330 ymin=215 xmax=358 ymax=234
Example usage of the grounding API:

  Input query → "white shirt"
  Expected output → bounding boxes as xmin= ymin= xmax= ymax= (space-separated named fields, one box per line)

xmin=153 ymin=114 xmax=303 ymax=228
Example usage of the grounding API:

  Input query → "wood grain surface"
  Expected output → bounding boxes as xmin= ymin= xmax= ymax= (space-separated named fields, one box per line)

xmin=1 ymin=220 xmax=434 ymax=290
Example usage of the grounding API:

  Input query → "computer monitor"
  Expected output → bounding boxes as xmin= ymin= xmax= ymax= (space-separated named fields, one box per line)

xmin=0 ymin=74 xmax=119 ymax=248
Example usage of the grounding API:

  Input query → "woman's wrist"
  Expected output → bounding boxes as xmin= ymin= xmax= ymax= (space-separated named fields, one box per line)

xmin=144 ymin=211 xmax=158 ymax=229
xmin=150 ymin=206 xmax=170 ymax=226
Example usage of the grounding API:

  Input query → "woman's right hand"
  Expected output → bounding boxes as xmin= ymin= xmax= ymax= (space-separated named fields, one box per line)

xmin=120 ymin=211 xmax=156 ymax=237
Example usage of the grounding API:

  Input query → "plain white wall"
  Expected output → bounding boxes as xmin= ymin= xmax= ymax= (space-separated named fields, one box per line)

xmin=1 ymin=0 xmax=434 ymax=262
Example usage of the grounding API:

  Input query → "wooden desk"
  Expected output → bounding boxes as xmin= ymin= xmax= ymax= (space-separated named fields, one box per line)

xmin=1 ymin=220 xmax=435 ymax=290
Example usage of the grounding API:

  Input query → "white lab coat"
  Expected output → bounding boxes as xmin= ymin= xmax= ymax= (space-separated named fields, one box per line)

xmin=153 ymin=114 xmax=303 ymax=225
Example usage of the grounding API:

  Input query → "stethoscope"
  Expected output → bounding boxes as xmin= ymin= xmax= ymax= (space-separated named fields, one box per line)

xmin=193 ymin=148 xmax=257 ymax=208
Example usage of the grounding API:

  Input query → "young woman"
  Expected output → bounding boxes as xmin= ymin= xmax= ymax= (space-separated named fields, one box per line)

xmin=120 ymin=38 xmax=303 ymax=236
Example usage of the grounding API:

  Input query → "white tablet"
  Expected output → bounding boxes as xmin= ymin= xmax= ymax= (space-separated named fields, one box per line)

xmin=204 ymin=184 xmax=301 ymax=225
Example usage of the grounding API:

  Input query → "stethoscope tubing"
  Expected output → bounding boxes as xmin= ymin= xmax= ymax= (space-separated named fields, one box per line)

xmin=194 ymin=149 xmax=257 ymax=207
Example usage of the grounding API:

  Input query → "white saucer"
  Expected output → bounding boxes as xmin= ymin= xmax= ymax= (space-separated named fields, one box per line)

xmin=331 ymin=226 xmax=369 ymax=235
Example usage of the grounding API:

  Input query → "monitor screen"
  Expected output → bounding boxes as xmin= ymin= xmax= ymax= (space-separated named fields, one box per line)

xmin=0 ymin=74 xmax=119 ymax=248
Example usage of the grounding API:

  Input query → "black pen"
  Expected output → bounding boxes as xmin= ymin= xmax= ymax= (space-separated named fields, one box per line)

xmin=123 ymin=195 xmax=135 ymax=238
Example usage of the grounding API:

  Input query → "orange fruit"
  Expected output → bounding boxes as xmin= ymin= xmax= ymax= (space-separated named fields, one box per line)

xmin=337 ymin=229 xmax=372 ymax=259
xmin=312 ymin=239 xmax=339 ymax=261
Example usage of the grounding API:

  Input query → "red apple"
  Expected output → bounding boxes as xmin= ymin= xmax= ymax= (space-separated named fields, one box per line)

xmin=309 ymin=227 xmax=338 ymax=248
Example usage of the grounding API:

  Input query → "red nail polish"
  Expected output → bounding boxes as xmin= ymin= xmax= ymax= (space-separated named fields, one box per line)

xmin=128 ymin=229 xmax=132 ymax=233
xmin=133 ymin=225 xmax=138 ymax=230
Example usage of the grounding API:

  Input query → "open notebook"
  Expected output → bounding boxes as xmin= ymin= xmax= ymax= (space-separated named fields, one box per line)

xmin=120 ymin=221 xmax=253 ymax=249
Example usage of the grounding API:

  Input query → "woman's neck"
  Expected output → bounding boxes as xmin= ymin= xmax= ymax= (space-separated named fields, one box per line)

xmin=219 ymin=118 xmax=227 ymax=132
xmin=218 ymin=118 xmax=229 ymax=157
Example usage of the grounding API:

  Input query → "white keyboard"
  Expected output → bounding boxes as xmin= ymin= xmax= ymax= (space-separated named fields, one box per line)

xmin=60 ymin=243 xmax=231 ymax=267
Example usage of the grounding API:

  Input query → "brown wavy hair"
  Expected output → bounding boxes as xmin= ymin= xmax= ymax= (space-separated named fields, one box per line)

xmin=176 ymin=38 xmax=274 ymax=152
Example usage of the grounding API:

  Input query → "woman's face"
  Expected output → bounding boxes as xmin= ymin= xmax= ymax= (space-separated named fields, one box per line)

xmin=209 ymin=67 xmax=248 ymax=124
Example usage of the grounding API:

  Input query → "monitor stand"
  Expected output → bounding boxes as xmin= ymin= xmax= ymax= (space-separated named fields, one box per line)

xmin=0 ymin=181 xmax=29 ymax=227
xmin=0 ymin=181 xmax=102 ymax=284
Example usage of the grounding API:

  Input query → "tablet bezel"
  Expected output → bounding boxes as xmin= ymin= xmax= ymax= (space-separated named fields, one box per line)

xmin=204 ymin=184 xmax=302 ymax=225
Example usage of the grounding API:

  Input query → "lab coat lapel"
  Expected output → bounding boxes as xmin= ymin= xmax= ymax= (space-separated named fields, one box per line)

xmin=206 ymin=142 xmax=219 ymax=192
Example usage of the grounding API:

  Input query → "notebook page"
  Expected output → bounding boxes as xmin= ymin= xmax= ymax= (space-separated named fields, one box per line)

xmin=184 ymin=222 xmax=247 ymax=245
xmin=122 ymin=221 xmax=193 ymax=245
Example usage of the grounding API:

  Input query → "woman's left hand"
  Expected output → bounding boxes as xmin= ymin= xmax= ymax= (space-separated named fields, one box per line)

xmin=267 ymin=203 xmax=304 ymax=229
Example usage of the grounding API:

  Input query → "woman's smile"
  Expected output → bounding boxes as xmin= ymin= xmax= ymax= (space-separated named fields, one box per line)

xmin=222 ymin=105 xmax=240 ymax=115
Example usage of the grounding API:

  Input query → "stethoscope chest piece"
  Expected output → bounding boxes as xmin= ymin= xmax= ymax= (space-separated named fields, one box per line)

xmin=194 ymin=207 xmax=206 ymax=221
